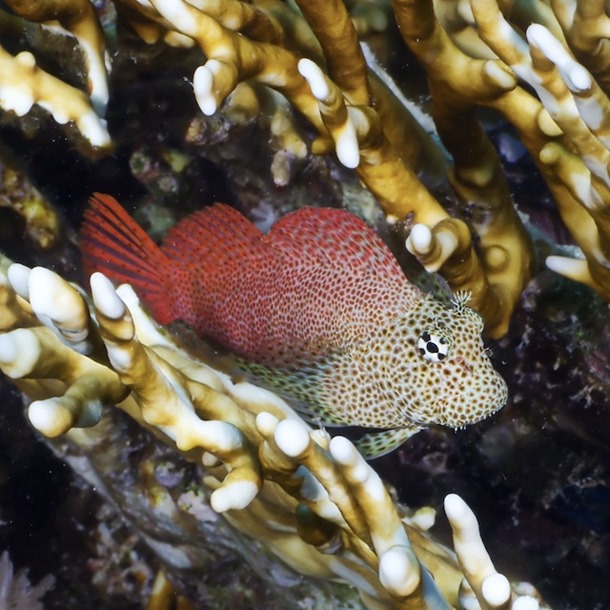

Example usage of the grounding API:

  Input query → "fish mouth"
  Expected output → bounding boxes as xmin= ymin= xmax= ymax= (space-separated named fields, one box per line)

xmin=434 ymin=372 xmax=508 ymax=428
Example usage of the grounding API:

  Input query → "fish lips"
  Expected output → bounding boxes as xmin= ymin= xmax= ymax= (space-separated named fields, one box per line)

xmin=431 ymin=369 xmax=509 ymax=429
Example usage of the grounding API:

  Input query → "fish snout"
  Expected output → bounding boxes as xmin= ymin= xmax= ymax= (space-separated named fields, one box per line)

xmin=434 ymin=366 xmax=508 ymax=428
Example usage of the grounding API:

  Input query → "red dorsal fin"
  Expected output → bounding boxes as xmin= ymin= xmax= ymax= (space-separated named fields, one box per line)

xmin=158 ymin=203 xmax=270 ymax=338
xmin=80 ymin=193 xmax=175 ymax=324
xmin=161 ymin=203 xmax=264 ymax=266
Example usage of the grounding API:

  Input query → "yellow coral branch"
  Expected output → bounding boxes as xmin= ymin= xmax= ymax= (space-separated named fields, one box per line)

xmin=0 ymin=256 xmax=550 ymax=608
xmin=293 ymin=0 xmax=371 ymax=105
xmin=0 ymin=44 xmax=109 ymax=147
xmin=470 ymin=0 xmax=610 ymax=300
xmin=4 ymin=0 xmax=109 ymax=113
xmin=391 ymin=0 xmax=534 ymax=335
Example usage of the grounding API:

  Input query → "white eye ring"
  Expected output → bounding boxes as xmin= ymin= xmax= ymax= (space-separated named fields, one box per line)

xmin=418 ymin=331 xmax=449 ymax=362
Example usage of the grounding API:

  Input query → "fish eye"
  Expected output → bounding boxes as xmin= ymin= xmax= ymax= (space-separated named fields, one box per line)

xmin=417 ymin=331 xmax=449 ymax=362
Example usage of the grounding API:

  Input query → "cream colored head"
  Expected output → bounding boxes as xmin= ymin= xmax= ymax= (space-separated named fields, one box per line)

xmin=352 ymin=293 xmax=508 ymax=430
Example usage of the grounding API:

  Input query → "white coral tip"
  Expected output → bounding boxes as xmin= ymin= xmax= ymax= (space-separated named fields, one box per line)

xmin=329 ymin=435 xmax=358 ymax=466
xmin=79 ymin=111 xmax=111 ymax=147
xmin=274 ymin=419 xmax=310 ymax=458
xmin=379 ymin=546 xmax=420 ymax=596
xmin=545 ymin=255 xmax=590 ymax=284
xmin=0 ymin=333 xmax=19 ymax=365
xmin=0 ymin=330 xmax=40 ymax=377
xmin=406 ymin=224 xmax=433 ymax=255
xmin=336 ymin=118 xmax=360 ymax=169
xmin=298 ymin=58 xmax=329 ymax=101
xmin=28 ymin=398 xmax=73 ymax=437
xmin=7 ymin=263 xmax=31 ymax=299
xmin=526 ymin=24 xmax=591 ymax=92
xmin=481 ymin=572 xmax=511 ymax=605
xmin=444 ymin=494 xmax=471 ymax=521
xmin=444 ymin=493 xmax=475 ymax=529
xmin=513 ymin=595 xmax=540 ymax=610
xmin=255 ymin=411 xmax=278 ymax=436
xmin=210 ymin=480 xmax=258 ymax=512
xmin=194 ymin=63 xmax=219 ymax=116
xmin=29 ymin=267 xmax=78 ymax=325
xmin=91 ymin=272 xmax=125 ymax=319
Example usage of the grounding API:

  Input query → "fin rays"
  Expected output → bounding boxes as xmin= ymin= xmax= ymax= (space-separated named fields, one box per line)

xmin=81 ymin=193 xmax=175 ymax=324
xmin=355 ymin=427 xmax=420 ymax=459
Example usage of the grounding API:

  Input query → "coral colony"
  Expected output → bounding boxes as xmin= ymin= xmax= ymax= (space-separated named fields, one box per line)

xmin=0 ymin=254 xmax=544 ymax=610
xmin=2 ymin=0 xmax=610 ymax=608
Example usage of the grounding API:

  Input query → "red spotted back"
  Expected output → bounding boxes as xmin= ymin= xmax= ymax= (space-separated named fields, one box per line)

xmin=81 ymin=195 xmax=419 ymax=366
xmin=162 ymin=204 xmax=417 ymax=365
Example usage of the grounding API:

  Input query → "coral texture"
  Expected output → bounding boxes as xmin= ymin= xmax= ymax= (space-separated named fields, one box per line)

xmin=0 ymin=0 xmax=609 ymax=335
xmin=0 ymin=254 xmax=548 ymax=609
xmin=0 ymin=551 xmax=54 ymax=609
xmin=1 ymin=1 xmax=610 ymax=608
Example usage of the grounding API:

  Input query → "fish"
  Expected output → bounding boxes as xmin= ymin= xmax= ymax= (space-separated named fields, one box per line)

xmin=80 ymin=193 xmax=508 ymax=457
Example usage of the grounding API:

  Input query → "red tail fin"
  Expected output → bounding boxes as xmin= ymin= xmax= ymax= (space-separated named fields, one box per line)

xmin=80 ymin=193 xmax=175 ymax=324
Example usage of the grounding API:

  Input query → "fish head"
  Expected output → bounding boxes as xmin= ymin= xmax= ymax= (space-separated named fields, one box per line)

xmin=378 ymin=293 xmax=508 ymax=429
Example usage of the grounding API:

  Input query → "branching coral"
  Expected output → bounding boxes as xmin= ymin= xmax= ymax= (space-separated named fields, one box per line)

xmin=0 ymin=40 xmax=109 ymax=148
xmin=1 ymin=2 xmax=609 ymax=607
xmin=4 ymin=0 xmax=610 ymax=334
xmin=0 ymin=0 xmax=515 ymax=335
xmin=3 ymin=0 xmax=109 ymax=113
xmin=0 ymin=0 xmax=110 ymax=148
xmin=93 ymin=0 xmax=528 ymax=336
xmin=0 ymin=254 xmax=549 ymax=609
xmin=406 ymin=0 xmax=610 ymax=303
xmin=467 ymin=0 xmax=610 ymax=302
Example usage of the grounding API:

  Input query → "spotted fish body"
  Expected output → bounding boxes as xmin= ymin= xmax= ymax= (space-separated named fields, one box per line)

xmin=81 ymin=194 xmax=508 ymax=456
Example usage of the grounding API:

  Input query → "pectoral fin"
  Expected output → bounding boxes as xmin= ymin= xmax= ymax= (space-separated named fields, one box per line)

xmin=355 ymin=426 xmax=421 ymax=459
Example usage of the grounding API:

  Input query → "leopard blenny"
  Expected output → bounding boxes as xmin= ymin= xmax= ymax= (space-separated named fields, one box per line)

xmin=81 ymin=194 xmax=508 ymax=457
